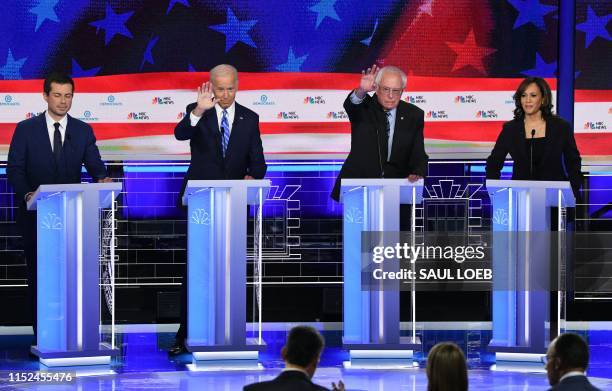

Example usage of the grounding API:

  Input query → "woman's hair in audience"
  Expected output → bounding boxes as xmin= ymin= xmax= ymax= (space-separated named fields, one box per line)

xmin=426 ymin=342 xmax=468 ymax=391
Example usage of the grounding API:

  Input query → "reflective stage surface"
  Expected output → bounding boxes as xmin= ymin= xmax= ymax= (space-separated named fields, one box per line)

xmin=0 ymin=327 xmax=610 ymax=390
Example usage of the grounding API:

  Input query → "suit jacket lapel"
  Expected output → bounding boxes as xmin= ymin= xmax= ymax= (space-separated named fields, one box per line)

xmin=389 ymin=104 xmax=406 ymax=161
xmin=511 ymin=120 xmax=529 ymax=162
xmin=63 ymin=115 xmax=76 ymax=165
xmin=203 ymin=108 xmax=223 ymax=158
xmin=37 ymin=113 xmax=56 ymax=170
xmin=225 ymin=103 xmax=243 ymax=161
xmin=369 ymin=95 xmax=389 ymax=161
xmin=537 ymin=119 xmax=555 ymax=169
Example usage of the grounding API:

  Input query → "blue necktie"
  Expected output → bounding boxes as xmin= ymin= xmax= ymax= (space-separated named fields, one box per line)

xmin=221 ymin=109 xmax=230 ymax=157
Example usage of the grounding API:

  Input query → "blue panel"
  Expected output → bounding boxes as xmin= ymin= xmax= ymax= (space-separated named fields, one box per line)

xmin=187 ymin=189 xmax=214 ymax=345
xmin=342 ymin=188 xmax=365 ymax=344
xmin=490 ymin=189 xmax=516 ymax=347
xmin=37 ymin=193 xmax=67 ymax=351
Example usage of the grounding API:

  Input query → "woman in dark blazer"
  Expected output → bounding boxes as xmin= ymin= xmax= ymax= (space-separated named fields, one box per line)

xmin=486 ymin=77 xmax=583 ymax=198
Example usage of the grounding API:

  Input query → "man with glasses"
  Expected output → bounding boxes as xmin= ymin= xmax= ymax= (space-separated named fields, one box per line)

xmin=331 ymin=64 xmax=428 ymax=201
xmin=544 ymin=333 xmax=600 ymax=390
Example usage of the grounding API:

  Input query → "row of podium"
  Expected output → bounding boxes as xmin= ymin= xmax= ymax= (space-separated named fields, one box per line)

xmin=27 ymin=178 xmax=574 ymax=367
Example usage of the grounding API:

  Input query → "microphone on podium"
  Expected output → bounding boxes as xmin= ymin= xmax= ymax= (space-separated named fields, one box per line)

xmin=530 ymin=128 xmax=536 ymax=179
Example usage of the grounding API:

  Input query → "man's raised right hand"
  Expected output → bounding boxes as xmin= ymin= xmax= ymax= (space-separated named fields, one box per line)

xmin=355 ymin=64 xmax=379 ymax=99
xmin=192 ymin=82 xmax=216 ymax=117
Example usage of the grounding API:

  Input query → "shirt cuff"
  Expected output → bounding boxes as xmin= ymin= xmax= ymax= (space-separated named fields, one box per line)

xmin=189 ymin=111 xmax=202 ymax=127
xmin=349 ymin=90 xmax=365 ymax=105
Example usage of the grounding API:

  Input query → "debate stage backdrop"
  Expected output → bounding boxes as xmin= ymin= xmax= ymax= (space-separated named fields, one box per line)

xmin=0 ymin=0 xmax=609 ymax=160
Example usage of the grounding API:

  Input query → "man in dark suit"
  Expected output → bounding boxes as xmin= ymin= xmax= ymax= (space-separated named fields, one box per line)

xmin=171 ymin=64 xmax=267 ymax=355
xmin=546 ymin=333 xmax=601 ymax=391
xmin=331 ymin=64 xmax=428 ymax=202
xmin=7 ymin=72 xmax=111 ymax=343
xmin=244 ymin=326 xmax=344 ymax=391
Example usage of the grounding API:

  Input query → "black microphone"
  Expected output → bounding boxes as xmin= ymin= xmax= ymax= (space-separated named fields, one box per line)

xmin=530 ymin=128 xmax=535 ymax=179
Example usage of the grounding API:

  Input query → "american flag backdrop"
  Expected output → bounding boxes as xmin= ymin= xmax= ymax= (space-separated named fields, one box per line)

xmin=0 ymin=0 xmax=609 ymax=160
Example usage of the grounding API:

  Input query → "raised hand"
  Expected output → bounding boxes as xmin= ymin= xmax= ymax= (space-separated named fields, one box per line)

xmin=356 ymin=64 xmax=379 ymax=97
xmin=193 ymin=82 xmax=216 ymax=116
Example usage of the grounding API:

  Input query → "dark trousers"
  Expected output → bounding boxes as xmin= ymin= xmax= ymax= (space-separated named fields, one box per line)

xmin=175 ymin=259 xmax=188 ymax=342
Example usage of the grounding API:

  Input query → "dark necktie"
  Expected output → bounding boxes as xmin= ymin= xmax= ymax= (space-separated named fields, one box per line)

xmin=385 ymin=111 xmax=391 ymax=161
xmin=53 ymin=122 xmax=62 ymax=163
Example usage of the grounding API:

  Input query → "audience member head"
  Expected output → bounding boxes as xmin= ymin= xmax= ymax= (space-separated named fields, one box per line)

xmin=426 ymin=342 xmax=468 ymax=391
xmin=281 ymin=325 xmax=325 ymax=379
xmin=546 ymin=333 xmax=590 ymax=386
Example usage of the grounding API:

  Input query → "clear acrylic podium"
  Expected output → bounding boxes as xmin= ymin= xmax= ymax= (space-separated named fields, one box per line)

xmin=182 ymin=180 xmax=270 ymax=362
xmin=27 ymin=182 xmax=122 ymax=367
xmin=340 ymin=178 xmax=423 ymax=366
xmin=487 ymin=180 xmax=574 ymax=365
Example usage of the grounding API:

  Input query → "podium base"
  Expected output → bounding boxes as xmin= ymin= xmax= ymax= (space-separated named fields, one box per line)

xmin=31 ymin=343 xmax=119 ymax=367
xmin=342 ymin=337 xmax=420 ymax=369
xmin=186 ymin=337 xmax=266 ymax=364
xmin=488 ymin=341 xmax=547 ymax=355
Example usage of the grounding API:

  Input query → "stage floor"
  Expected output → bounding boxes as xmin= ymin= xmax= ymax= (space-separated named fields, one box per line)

xmin=0 ymin=326 xmax=610 ymax=390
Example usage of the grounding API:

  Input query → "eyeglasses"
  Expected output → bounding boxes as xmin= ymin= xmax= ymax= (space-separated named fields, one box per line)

xmin=379 ymin=86 xmax=403 ymax=96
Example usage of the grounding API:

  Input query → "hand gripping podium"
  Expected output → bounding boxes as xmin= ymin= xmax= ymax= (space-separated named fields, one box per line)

xmin=27 ymin=182 xmax=122 ymax=367
xmin=340 ymin=178 xmax=423 ymax=365
xmin=182 ymin=180 xmax=270 ymax=361
xmin=487 ymin=180 xmax=574 ymax=364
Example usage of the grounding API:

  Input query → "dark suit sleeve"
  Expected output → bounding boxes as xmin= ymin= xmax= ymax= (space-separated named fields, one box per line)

xmin=486 ymin=124 xmax=509 ymax=179
xmin=174 ymin=103 xmax=198 ymax=140
xmin=343 ymin=90 xmax=365 ymax=123
xmin=6 ymin=122 xmax=30 ymax=201
xmin=83 ymin=126 xmax=108 ymax=180
xmin=561 ymin=121 xmax=583 ymax=197
xmin=247 ymin=113 xmax=267 ymax=179
xmin=407 ymin=110 xmax=428 ymax=177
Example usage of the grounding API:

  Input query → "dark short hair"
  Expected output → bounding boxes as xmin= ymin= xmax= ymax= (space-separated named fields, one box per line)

xmin=284 ymin=326 xmax=324 ymax=367
xmin=513 ymin=77 xmax=554 ymax=120
xmin=553 ymin=333 xmax=589 ymax=370
xmin=44 ymin=72 xmax=75 ymax=95
xmin=426 ymin=342 xmax=468 ymax=391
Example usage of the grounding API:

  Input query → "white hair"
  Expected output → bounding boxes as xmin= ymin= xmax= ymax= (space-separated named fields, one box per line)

xmin=210 ymin=64 xmax=238 ymax=83
xmin=375 ymin=66 xmax=407 ymax=89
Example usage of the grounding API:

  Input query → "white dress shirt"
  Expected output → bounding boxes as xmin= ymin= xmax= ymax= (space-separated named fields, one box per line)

xmin=45 ymin=111 xmax=67 ymax=151
xmin=189 ymin=102 xmax=236 ymax=135
xmin=559 ymin=370 xmax=586 ymax=383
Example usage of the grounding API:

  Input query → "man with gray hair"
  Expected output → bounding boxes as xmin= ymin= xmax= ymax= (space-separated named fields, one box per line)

xmin=171 ymin=64 xmax=266 ymax=355
xmin=331 ymin=64 xmax=428 ymax=201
